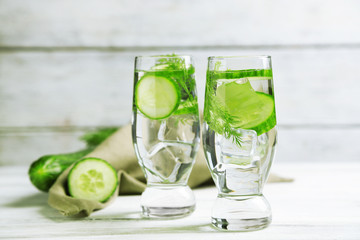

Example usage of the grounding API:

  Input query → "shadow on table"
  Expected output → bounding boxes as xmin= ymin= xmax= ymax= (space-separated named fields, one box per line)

xmin=2 ymin=192 xmax=62 ymax=219
xmin=2 ymin=192 xmax=48 ymax=207
xmin=3 ymin=193 xmax=222 ymax=233
xmin=3 ymin=192 xmax=216 ymax=234
xmin=106 ymin=222 xmax=216 ymax=234
xmin=54 ymin=212 xmax=216 ymax=233
xmin=38 ymin=208 xmax=217 ymax=233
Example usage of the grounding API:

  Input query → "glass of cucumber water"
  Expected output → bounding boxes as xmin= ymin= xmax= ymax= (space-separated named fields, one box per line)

xmin=132 ymin=55 xmax=200 ymax=218
xmin=203 ymin=56 xmax=277 ymax=231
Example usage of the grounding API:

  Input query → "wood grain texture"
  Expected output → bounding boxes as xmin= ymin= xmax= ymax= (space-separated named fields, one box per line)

xmin=0 ymin=128 xmax=88 ymax=166
xmin=1 ymin=48 xmax=360 ymax=128
xmin=1 ymin=163 xmax=359 ymax=239
xmin=0 ymin=0 xmax=359 ymax=47
xmin=1 ymin=0 xmax=359 ymax=168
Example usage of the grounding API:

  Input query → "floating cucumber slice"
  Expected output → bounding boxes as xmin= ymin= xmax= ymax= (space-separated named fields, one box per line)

xmin=216 ymin=80 xmax=276 ymax=135
xmin=135 ymin=74 xmax=180 ymax=119
xmin=68 ymin=158 xmax=118 ymax=202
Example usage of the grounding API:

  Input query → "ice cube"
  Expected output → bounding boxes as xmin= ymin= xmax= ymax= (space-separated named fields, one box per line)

xmin=256 ymin=132 xmax=269 ymax=159
xmin=157 ymin=116 xmax=195 ymax=144
xmin=216 ymin=128 xmax=257 ymax=158
xmin=157 ymin=120 xmax=167 ymax=141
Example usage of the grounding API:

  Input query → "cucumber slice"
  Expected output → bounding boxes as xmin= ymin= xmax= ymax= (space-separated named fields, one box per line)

xmin=216 ymin=80 xmax=276 ymax=135
xmin=135 ymin=74 xmax=180 ymax=120
xmin=68 ymin=158 xmax=118 ymax=202
xmin=240 ymin=92 xmax=276 ymax=135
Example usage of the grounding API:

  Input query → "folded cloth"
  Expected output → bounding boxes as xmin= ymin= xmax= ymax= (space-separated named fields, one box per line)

xmin=48 ymin=124 xmax=292 ymax=216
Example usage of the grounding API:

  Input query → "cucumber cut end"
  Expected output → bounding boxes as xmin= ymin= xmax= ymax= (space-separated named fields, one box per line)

xmin=216 ymin=80 xmax=276 ymax=135
xmin=68 ymin=158 xmax=118 ymax=202
xmin=135 ymin=74 xmax=180 ymax=120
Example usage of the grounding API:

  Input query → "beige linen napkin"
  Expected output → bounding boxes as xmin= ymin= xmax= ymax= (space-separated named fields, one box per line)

xmin=48 ymin=125 xmax=291 ymax=216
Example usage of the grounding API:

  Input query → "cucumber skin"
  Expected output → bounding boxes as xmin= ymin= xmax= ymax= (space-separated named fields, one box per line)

xmin=28 ymin=127 xmax=118 ymax=192
xmin=28 ymin=149 xmax=93 ymax=192
xmin=243 ymin=92 xmax=277 ymax=136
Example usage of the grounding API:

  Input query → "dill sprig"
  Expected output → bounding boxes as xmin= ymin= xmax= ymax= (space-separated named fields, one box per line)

xmin=204 ymin=62 xmax=243 ymax=147
xmin=154 ymin=54 xmax=198 ymax=115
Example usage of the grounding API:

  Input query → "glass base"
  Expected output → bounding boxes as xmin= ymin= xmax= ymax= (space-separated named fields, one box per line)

xmin=211 ymin=194 xmax=271 ymax=231
xmin=140 ymin=185 xmax=195 ymax=218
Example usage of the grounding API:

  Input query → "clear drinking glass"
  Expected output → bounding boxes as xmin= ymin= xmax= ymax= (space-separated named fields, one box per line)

xmin=132 ymin=55 xmax=200 ymax=218
xmin=203 ymin=56 xmax=277 ymax=231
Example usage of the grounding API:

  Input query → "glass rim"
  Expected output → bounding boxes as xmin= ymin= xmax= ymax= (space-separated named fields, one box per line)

xmin=208 ymin=55 xmax=271 ymax=60
xmin=135 ymin=54 xmax=193 ymax=59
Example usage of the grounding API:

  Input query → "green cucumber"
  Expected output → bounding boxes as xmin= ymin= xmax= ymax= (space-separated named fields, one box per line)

xmin=135 ymin=74 xmax=180 ymax=120
xmin=68 ymin=158 xmax=118 ymax=202
xmin=29 ymin=149 xmax=93 ymax=192
xmin=28 ymin=127 xmax=118 ymax=192
xmin=216 ymin=80 xmax=276 ymax=135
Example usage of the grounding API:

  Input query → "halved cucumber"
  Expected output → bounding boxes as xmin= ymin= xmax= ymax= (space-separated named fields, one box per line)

xmin=68 ymin=158 xmax=118 ymax=202
xmin=135 ymin=74 xmax=180 ymax=120
xmin=216 ymin=80 xmax=276 ymax=135
xmin=240 ymin=92 xmax=276 ymax=135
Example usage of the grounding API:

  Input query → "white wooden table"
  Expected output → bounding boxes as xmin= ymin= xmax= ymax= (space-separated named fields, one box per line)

xmin=1 ymin=163 xmax=359 ymax=240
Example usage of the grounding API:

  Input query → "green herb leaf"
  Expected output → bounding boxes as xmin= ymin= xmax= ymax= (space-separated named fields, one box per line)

xmin=151 ymin=54 xmax=198 ymax=116
xmin=204 ymin=71 xmax=243 ymax=147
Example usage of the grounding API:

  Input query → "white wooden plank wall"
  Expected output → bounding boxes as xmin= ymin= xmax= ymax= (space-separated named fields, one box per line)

xmin=1 ymin=0 xmax=359 ymax=165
